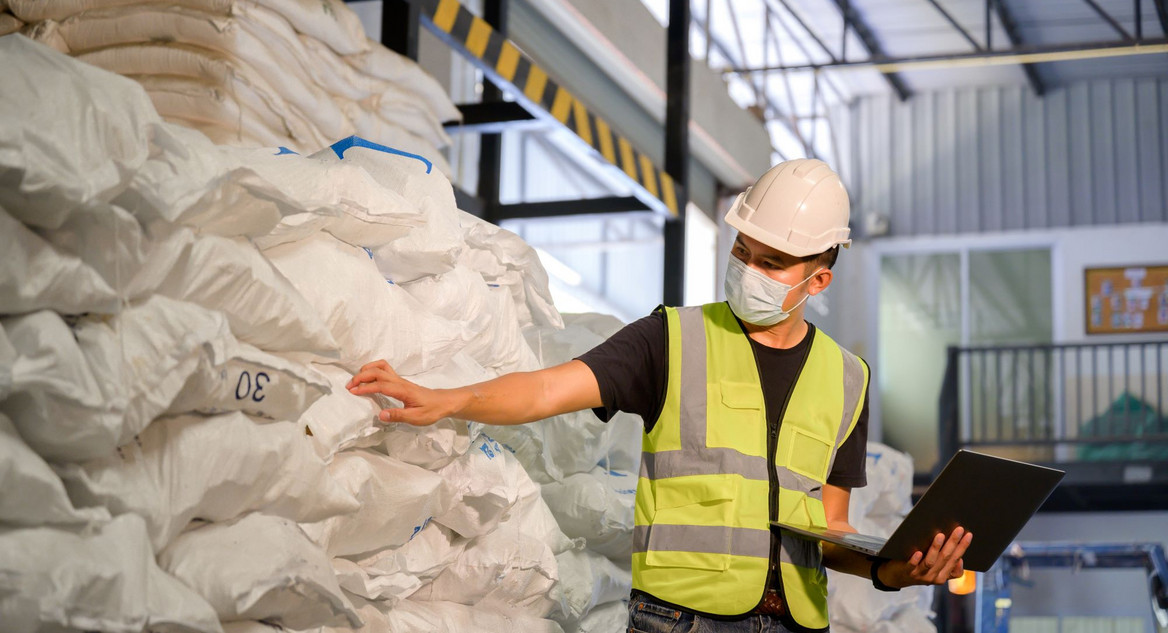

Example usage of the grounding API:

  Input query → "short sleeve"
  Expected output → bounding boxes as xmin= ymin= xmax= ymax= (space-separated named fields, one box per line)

xmin=575 ymin=311 xmax=667 ymax=429
xmin=826 ymin=384 xmax=870 ymax=489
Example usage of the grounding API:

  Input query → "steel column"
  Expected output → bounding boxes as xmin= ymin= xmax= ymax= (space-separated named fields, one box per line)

xmin=663 ymin=0 xmax=690 ymax=306
xmin=418 ymin=0 xmax=683 ymax=217
xmin=477 ymin=0 xmax=508 ymax=222
xmin=382 ymin=0 xmax=420 ymax=60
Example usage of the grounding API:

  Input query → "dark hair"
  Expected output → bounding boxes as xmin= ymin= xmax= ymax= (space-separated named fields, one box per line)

xmin=801 ymin=245 xmax=840 ymax=271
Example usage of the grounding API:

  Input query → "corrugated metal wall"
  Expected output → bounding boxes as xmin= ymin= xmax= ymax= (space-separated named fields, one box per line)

xmin=839 ymin=78 xmax=1168 ymax=238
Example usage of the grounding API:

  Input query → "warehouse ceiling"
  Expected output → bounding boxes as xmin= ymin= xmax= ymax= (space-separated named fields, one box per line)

xmin=641 ymin=0 xmax=1168 ymax=162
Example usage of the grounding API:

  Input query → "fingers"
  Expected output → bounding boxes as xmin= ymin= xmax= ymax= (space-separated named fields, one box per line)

xmin=948 ymin=531 xmax=973 ymax=578
xmin=950 ymin=557 xmax=965 ymax=579
xmin=347 ymin=366 xmax=409 ymax=398
xmin=379 ymin=406 xmax=437 ymax=427
xmin=922 ymin=531 xmax=946 ymax=569
xmin=896 ymin=527 xmax=975 ymax=587
xmin=346 ymin=361 xmax=401 ymax=389
xmin=347 ymin=368 xmax=387 ymax=390
xmin=358 ymin=359 xmax=392 ymax=374
xmin=341 ymin=361 xmax=444 ymax=427
xmin=930 ymin=527 xmax=968 ymax=581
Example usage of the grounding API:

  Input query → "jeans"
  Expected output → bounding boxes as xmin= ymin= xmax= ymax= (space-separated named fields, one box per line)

xmin=627 ymin=592 xmax=804 ymax=633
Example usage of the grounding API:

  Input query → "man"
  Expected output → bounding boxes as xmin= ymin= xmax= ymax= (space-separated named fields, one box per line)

xmin=348 ymin=159 xmax=971 ymax=632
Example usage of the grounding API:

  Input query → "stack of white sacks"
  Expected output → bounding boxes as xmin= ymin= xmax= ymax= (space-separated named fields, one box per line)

xmin=2 ymin=30 xmax=930 ymax=633
xmin=827 ymin=443 xmax=937 ymax=633
xmin=0 ymin=35 xmax=637 ymax=633
xmin=0 ymin=0 xmax=459 ymax=172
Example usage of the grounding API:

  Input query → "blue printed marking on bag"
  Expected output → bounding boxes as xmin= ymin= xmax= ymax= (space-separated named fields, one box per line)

xmin=328 ymin=136 xmax=433 ymax=174
xmin=477 ymin=435 xmax=503 ymax=460
xmin=409 ymin=516 xmax=432 ymax=541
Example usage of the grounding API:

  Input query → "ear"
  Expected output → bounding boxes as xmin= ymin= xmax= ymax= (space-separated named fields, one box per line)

xmin=807 ymin=266 xmax=833 ymax=296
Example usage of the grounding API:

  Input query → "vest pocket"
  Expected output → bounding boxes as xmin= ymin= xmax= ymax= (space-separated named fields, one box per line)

xmin=712 ymin=380 xmax=766 ymax=456
xmin=644 ymin=477 xmax=739 ymax=571
xmin=776 ymin=487 xmax=828 ymax=530
xmin=719 ymin=380 xmax=762 ymax=409
xmin=784 ymin=426 xmax=833 ymax=482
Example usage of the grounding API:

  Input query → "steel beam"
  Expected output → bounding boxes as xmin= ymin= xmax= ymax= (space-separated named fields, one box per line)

xmin=769 ymin=0 xmax=838 ymax=63
xmin=1153 ymin=0 xmax=1168 ymax=36
xmin=1137 ymin=0 xmax=1143 ymax=40
xmin=994 ymin=0 xmax=1046 ymax=96
xmin=443 ymin=101 xmax=541 ymax=134
xmin=924 ymin=0 xmax=983 ymax=51
xmin=492 ymin=196 xmax=651 ymax=220
xmin=381 ymin=0 xmax=420 ymax=60
xmin=690 ymin=11 xmax=804 ymax=150
xmin=764 ymin=3 xmax=849 ymax=103
xmin=663 ymin=0 xmax=690 ymax=307
xmin=1082 ymin=0 xmax=1135 ymax=39
xmin=840 ymin=0 xmax=850 ymax=60
xmin=986 ymin=0 xmax=993 ymax=50
xmin=827 ymin=0 xmax=912 ymax=100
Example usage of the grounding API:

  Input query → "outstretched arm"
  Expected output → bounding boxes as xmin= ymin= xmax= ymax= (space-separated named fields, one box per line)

xmin=819 ymin=484 xmax=972 ymax=588
xmin=346 ymin=358 xmax=603 ymax=426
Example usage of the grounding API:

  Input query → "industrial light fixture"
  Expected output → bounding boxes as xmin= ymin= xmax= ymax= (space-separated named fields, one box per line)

xmin=948 ymin=569 xmax=977 ymax=596
xmin=726 ymin=41 xmax=1168 ymax=76
xmin=872 ymin=43 xmax=1168 ymax=74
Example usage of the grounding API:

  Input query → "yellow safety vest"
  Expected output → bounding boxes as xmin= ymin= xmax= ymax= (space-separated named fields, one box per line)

xmin=632 ymin=303 xmax=868 ymax=629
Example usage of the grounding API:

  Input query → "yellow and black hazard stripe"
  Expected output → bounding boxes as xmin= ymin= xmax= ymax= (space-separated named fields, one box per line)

xmin=421 ymin=0 xmax=681 ymax=217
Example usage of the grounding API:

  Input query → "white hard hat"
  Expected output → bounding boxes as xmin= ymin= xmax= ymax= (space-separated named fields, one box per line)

xmin=724 ymin=158 xmax=851 ymax=258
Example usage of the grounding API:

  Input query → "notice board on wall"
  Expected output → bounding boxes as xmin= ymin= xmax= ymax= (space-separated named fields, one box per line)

xmin=1085 ymin=264 xmax=1168 ymax=334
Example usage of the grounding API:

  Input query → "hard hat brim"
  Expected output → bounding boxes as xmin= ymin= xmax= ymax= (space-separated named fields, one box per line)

xmin=724 ymin=195 xmax=851 ymax=258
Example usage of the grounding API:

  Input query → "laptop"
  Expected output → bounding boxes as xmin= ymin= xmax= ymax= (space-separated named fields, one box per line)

xmin=772 ymin=449 xmax=1065 ymax=572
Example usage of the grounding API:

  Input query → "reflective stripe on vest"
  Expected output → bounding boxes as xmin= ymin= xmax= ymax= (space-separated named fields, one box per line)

xmin=632 ymin=303 xmax=868 ymax=627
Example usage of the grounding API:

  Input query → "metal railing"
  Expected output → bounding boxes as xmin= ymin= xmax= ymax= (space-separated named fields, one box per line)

xmin=938 ymin=340 xmax=1168 ymax=466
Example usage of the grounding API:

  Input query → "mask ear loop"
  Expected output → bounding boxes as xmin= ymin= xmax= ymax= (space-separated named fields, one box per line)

xmin=785 ymin=266 xmax=826 ymax=312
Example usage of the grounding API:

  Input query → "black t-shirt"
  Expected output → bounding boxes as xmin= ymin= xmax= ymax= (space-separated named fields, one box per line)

xmin=577 ymin=309 xmax=868 ymax=488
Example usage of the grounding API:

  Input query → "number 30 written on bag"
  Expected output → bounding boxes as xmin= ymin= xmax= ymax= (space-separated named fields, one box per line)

xmin=235 ymin=371 xmax=270 ymax=402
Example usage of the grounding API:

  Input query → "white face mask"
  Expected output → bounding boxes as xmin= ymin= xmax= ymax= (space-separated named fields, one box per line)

xmin=724 ymin=256 xmax=822 ymax=326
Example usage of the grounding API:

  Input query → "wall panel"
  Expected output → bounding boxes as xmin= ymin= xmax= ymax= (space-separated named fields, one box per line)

xmin=1135 ymin=79 xmax=1163 ymax=221
xmin=846 ymin=79 xmax=1168 ymax=237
